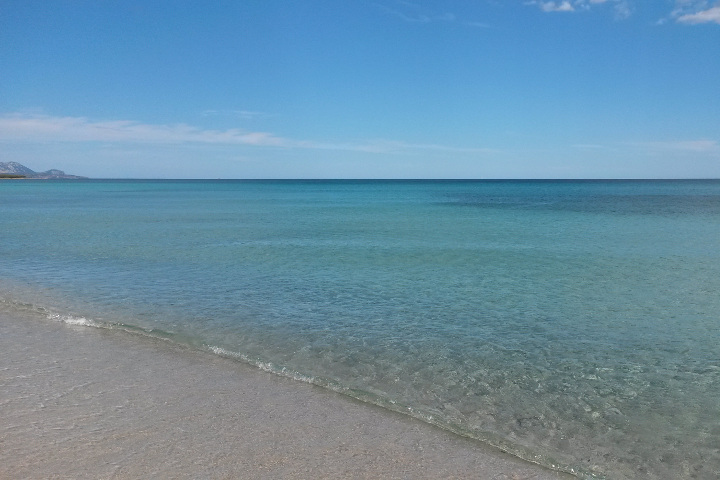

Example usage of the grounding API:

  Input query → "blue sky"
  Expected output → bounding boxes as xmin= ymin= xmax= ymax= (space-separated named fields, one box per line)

xmin=1 ymin=0 xmax=719 ymax=178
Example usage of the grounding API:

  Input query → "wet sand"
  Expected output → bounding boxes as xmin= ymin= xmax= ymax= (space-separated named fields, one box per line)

xmin=1 ymin=313 xmax=573 ymax=479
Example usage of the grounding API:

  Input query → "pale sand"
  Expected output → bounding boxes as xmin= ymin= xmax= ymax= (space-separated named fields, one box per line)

xmin=1 ymin=313 xmax=574 ymax=479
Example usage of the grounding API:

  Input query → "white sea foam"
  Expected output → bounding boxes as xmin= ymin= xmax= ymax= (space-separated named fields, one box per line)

xmin=48 ymin=313 xmax=101 ymax=328
xmin=207 ymin=344 xmax=323 ymax=387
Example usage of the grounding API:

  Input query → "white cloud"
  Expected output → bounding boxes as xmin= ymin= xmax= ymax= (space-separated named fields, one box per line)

xmin=528 ymin=1 xmax=575 ymax=12
xmin=677 ymin=5 xmax=720 ymax=23
xmin=612 ymin=2 xmax=632 ymax=19
xmin=666 ymin=1 xmax=720 ymax=24
xmin=546 ymin=1 xmax=575 ymax=12
xmin=0 ymin=113 xmax=287 ymax=146
xmin=527 ymin=0 xmax=632 ymax=18
xmin=0 ymin=113 xmax=492 ymax=157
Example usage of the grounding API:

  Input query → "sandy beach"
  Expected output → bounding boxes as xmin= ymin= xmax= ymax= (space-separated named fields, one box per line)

xmin=1 ymin=312 xmax=573 ymax=479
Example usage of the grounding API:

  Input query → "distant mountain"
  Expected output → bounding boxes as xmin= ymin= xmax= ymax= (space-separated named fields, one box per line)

xmin=0 ymin=162 xmax=86 ymax=179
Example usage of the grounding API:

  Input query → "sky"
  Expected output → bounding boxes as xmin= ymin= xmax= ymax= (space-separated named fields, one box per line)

xmin=1 ymin=0 xmax=719 ymax=179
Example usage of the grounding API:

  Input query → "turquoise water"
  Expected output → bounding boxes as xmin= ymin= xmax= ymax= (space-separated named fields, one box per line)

xmin=1 ymin=179 xmax=719 ymax=479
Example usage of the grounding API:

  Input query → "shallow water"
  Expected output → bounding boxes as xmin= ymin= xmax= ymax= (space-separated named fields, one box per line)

xmin=1 ymin=311 xmax=571 ymax=479
xmin=2 ymin=179 xmax=719 ymax=479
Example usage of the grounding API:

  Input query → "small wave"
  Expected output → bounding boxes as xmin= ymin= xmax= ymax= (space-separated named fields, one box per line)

xmin=0 ymin=295 xmax=101 ymax=328
xmin=207 ymin=345 xmax=322 ymax=386
xmin=1 ymin=292 xmax=182 ymax=344
xmin=48 ymin=314 xmax=102 ymax=328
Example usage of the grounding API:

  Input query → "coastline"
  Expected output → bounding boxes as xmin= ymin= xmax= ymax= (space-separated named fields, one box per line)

xmin=1 ymin=312 xmax=573 ymax=479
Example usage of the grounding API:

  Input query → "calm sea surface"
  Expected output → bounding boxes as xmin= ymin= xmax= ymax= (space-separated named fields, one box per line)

xmin=1 ymin=179 xmax=719 ymax=479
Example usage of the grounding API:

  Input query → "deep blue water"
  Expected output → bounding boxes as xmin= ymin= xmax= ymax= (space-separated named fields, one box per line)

xmin=2 ymin=179 xmax=719 ymax=479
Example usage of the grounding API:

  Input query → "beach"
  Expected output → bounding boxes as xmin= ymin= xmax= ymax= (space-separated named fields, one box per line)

xmin=1 ymin=312 xmax=572 ymax=479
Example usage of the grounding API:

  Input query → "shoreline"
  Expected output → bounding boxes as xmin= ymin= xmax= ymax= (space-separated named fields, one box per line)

xmin=1 ymin=312 xmax=573 ymax=479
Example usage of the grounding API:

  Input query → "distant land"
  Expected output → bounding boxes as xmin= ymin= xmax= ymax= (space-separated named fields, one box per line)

xmin=0 ymin=162 xmax=86 ymax=179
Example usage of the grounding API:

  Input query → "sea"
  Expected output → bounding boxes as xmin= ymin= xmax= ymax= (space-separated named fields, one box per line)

xmin=1 ymin=179 xmax=718 ymax=479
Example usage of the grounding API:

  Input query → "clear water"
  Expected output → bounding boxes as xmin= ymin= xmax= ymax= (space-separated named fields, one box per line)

xmin=1 ymin=179 xmax=719 ymax=479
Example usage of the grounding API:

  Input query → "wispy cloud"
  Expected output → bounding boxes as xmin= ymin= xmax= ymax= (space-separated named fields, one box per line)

xmin=572 ymin=143 xmax=612 ymax=149
xmin=201 ymin=109 xmax=272 ymax=120
xmin=526 ymin=0 xmax=632 ymax=19
xmin=326 ymin=139 xmax=498 ymax=155
xmin=463 ymin=21 xmax=491 ymax=28
xmin=528 ymin=0 xmax=720 ymax=23
xmin=0 ymin=113 xmax=492 ymax=156
xmin=531 ymin=1 xmax=575 ymax=13
xmin=0 ymin=113 xmax=287 ymax=146
xmin=376 ymin=1 xmax=453 ymax=23
xmin=630 ymin=139 xmax=720 ymax=153
xmin=573 ymin=140 xmax=720 ymax=155
xmin=376 ymin=1 xmax=488 ymax=27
